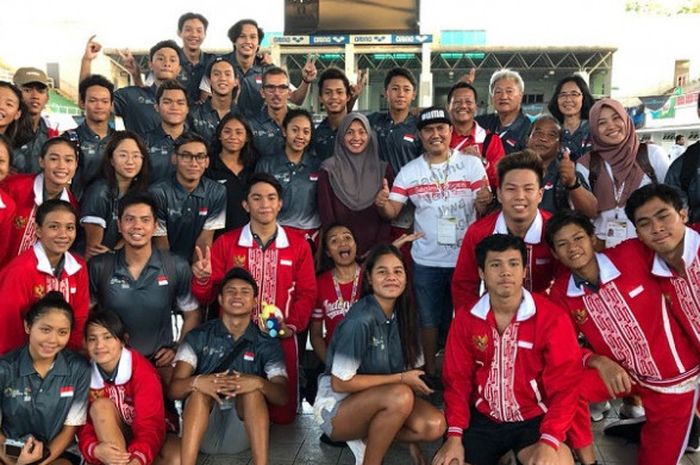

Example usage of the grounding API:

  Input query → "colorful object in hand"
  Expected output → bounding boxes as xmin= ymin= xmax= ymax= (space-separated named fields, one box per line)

xmin=261 ymin=302 xmax=285 ymax=338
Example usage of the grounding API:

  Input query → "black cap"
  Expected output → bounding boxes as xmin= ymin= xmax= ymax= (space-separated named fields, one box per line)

xmin=417 ymin=106 xmax=452 ymax=130
xmin=220 ymin=267 xmax=259 ymax=296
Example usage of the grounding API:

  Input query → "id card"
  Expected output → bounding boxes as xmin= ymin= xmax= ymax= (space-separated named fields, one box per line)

xmin=437 ymin=217 xmax=457 ymax=245
xmin=605 ymin=219 xmax=628 ymax=248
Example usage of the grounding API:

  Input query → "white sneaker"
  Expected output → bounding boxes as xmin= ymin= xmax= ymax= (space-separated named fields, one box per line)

xmin=618 ymin=403 xmax=646 ymax=419
xmin=589 ymin=401 xmax=611 ymax=422
xmin=347 ymin=439 xmax=366 ymax=465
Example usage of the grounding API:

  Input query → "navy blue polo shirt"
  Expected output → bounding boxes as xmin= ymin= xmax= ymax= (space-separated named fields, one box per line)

xmin=0 ymin=346 xmax=89 ymax=443
xmin=188 ymin=98 xmax=239 ymax=146
xmin=79 ymin=179 xmax=122 ymax=249
xmin=324 ymin=295 xmax=407 ymax=379
xmin=250 ymin=107 xmax=285 ymax=159
xmin=13 ymin=118 xmax=50 ymax=173
xmin=311 ymin=118 xmax=337 ymax=161
xmin=63 ymin=122 xmax=114 ymax=199
xmin=149 ymin=176 xmax=227 ymax=259
xmin=367 ymin=112 xmax=422 ymax=175
xmin=113 ymin=84 xmax=160 ymax=137
xmin=204 ymin=155 xmax=255 ymax=235
xmin=178 ymin=50 xmax=215 ymax=104
xmin=143 ymin=125 xmax=179 ymax=184
xmin=203 ymin=53 xmax=272 ymax=118
xmin=476 ymin=111 xmax=532 ymax=155
xmin=88 ymin=248 xmax=199 ymax=357
xmin=256 ymin=151 xmax=321 ymax=230
xmin=561 ymin=120 xmax=592 ymax=162
xmin=175 ymin=319 xmax=287 ymax=379
xmin=539 ymin=158 xmax=591 ymax=215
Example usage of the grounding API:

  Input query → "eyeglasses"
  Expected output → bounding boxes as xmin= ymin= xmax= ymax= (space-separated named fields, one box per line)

xmin=176 ymin=152 xmax=208 ymax=163
xmin=263 ymin=84 xmax=290 ymax=93
xmin=557 ymin=92 xmax=583 ymax=100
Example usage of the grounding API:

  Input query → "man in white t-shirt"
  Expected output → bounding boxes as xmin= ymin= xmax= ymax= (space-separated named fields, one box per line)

xmin=375 ymin=106 xmax=491 ymax=380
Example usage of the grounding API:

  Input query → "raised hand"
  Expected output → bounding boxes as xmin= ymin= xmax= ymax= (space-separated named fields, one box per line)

xmin=192 ymin=245 xmax=212 ymax=281
xmin=118 ymin=49 xmax=139 ymax=76
xmin=301 ymin=54 xmax=318 ymax=83
xmin=83 ymin=35 xmax=102 ymax=61
xmin=375 ymin=178 xmax=391 ymax=208
xmin=475 ymin=176 xmax=493 ymax=210
xmin=558 ymin=148 xmax=577 ymax=188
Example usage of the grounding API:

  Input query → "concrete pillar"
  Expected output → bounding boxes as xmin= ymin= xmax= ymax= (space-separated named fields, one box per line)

xmin=419 ymin=42 xmax=433 ymax=107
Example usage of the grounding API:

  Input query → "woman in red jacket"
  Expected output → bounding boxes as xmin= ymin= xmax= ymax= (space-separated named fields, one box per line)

xmin=78 ymin=311 xmax=177 ymax=465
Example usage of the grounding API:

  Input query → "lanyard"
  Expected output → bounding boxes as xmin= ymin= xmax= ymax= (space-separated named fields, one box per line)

xmin=332 ymin=266 xmax=360 ymax=305
xmin=427 ymin=156 xmax=451 ymax=199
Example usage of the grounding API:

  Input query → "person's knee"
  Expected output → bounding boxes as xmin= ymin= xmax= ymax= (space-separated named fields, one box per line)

xmin=238 ymin=390 xmax=268 ymax=417
xmin=424 ymin=413 xmax=447 ymax=441
xmin=385 ymin=384 xmax=415 ymax=416
xmin=90 ymin=397 xmax=118 ymax=420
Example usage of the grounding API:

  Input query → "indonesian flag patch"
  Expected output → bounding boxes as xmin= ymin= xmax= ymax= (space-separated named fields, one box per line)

xmin=60 ymin=386 xmax=74 ymax=398
xmin=198 ymin=207 xmax=208 ymax=216
xmin=403 ymin=134 xmax=415 ymax=142
xmin=244 ymin=351 xmax=255 ymax=362
xmin=309 ymin=172 xmax=319 ymax=181
xmin=157 ymin=275 xmax=169 ymax=286
xmin=255 ymin=76 xmax=263 ymax=85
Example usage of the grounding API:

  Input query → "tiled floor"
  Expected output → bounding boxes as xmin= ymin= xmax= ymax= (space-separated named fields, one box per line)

xmin=195 ymin=401 xmax=700 ymax=465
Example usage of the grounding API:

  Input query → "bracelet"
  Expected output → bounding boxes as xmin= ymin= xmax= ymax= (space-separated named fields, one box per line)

xmin=566 ymin=179 xmax=581 ymax=191
xmin=191 ymin=375 xmax=201 ymax=392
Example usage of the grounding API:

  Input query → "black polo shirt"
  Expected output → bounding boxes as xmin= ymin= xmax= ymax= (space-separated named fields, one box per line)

xmin=188 ymin=99 xmax=240 ymax=149
xmin=63 ymin=122 xmax=114 ymax=199
xmin=367 ymin=111 xmax=422 ymax=175
xmin=250 ymin=107 xmax=285 ymax=159
xmin=13 ymin=118 xmax=50 ymax=174
xmin=178 ymin=50 xmax=215 ymax=104
xmin=149 ymin=176 xmax=227 ymax=260
xmin=256 ymin=151 xmax=321 ymax=230
xmin=113 ymin=84 xmax=160 ymax=137
xmin=476 ymin=111 xmax=532 ymax=155
xmin=144 ymin=125 xmax=178 ymax=184
xmin=0 ymin=346 xmax=89 ymax=443
xmin=204 ymin=156 xmax=254 ymax=235
xmin=561 ymin=120 xmax=592 ymax=162
xmin=311 ymin=118 xmax=337 ymax=161
xmin=175 ymin=319 xmax=287 ymax=379
xmin=88 ymin=248 xmax=199 ymax=357
xmin=79 ymin=179 xmax=122 ymax=249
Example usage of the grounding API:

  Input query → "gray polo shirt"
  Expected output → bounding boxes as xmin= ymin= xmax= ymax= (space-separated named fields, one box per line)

xmin=256 ymin=151 xmax=321 ymax=230
xmin=250 ymin=107 xmax=285 ymax=159
xmin=63 ymin=122 xmax=114 ymax=199
xmin=113 ymin=84 xmax=160 ymax=137
xmin=149 ymin=176 xmax=227 ymax=260
xmin=88 ymin=248 xmax=199 ymax=357
xmin=79 ymin=179 xmax=123 ymax=249
xmin=539 ymin=157 xmax=591 ymax=215
xmin=178 ymin=50 xmax=215 ymax=104
xmin=311 ymin=118 xmax=336 ymax=161
xmin=175 ymin=319 xmax=287 ymax=379
xmin=13 ymin=118 xmax=50 ymax=174
xmin=143 ymin=125 xmax=177 ymax=184
xmin=367 ymin=112 xmax=422 ymax=175
xmin=0 ymin=347 xmax=89 ymax=443
xmin=188 ymin=98 xmax=239 ymax=146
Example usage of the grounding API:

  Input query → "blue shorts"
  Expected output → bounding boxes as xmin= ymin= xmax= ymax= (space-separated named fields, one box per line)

xmin=413 ymin=263 xmax=454 ymax=328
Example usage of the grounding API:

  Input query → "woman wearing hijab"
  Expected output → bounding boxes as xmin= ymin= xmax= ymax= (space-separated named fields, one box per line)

xmin=317 ymin=112 xmax=393 ymax=258
xmin=575 ymin=98 xmax=669 ymax=248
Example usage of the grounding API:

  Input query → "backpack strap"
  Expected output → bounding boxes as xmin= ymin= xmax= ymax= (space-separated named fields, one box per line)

xmin=680 ymin=142 xmax=700 ymax=193
xmin=635 ymin=143 xmax=657 ymax=184
xmin=588 ymin=151 xmax=602 ymax=192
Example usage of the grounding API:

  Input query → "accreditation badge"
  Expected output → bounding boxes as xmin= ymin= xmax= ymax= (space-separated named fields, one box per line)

xmin=437 ymin=217 xmax=457 ymax=245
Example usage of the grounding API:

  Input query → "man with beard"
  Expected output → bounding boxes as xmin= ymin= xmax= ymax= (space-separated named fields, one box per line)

xmin=250 ymin=67 xmax=291 ymax=158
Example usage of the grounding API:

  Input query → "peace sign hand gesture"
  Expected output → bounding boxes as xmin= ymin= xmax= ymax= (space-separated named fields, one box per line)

xmin=302 ymin=54 xmax=317 ymax=83
xmin=192 ymin=245 xmax=212 ymax=282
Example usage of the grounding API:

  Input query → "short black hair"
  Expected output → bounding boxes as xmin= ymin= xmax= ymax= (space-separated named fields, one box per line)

xmin=447 ymin=81 xmax=478 ymax=104
xmin=155 ymin=79 xmax=188 ymax=104
xmin=544 ymin=210 xmax=595 ymax=248
xmin=475 ymin=234 xmax=527 ymax=271
xmin=178 ymin=12 xmax=209 ymax=32
xmin=174 ymin=131 xmax=208 ymax=154
xmin=79 ymin=74 xmax=114 ymax=102
xmin=85 ymin=310 xmax=129 ymax=344
xmin=25 ymin=291 xmax=75 ymax=329
xmin=496 ymin=149 xmax=544 ymax=188
xmin=624 ymin=184 xmax=685 ymax=227
xmin=528 ymin=115 xmax=562 ymax=141
xmin=227 ymin=19 xmax=264 ymax=45
xmin=384 ymin=67 xmax=416 ymax=90
xmin=220 ymin=267 xmax=259 ymax=296
xmin=149 ymin=40 xmax=181 ymax=62
xmin=206 ymin=56 xmax=235 ymax=79
xmin=318 ymin=67 xmax=351 ymax=95
xmin=39 ymin=136 xmax=79 ymax=160
xmin=117 ymin=191 xmax=158 ymax=220
xmin=675 ymin=134 xmax=685 ymax=143
xmin=547 ymin=75 xmax=596 ymax=123
xmin=36 ymin=199 xmax=77 ymax=226
xmin=245 ymin=172 xmax=283 ymax=198
xmin=282 ymin=108 xmax=314 ymax=139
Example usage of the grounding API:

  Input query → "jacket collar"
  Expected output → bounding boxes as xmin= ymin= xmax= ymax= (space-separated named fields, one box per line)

xmin=90 ymin=347 xmax=133 ymax=388
xmin=566 ymin=252 xmax=620 ymax=297
xmin=33 ymin=173 xmax=71 ymax=206
xmin=469 ymin=288 xmax=537 ymax=322
xmin=33 ymin=242 xmax=82 ymax=276
xmin=238 ymin=223 xmax=289 ymax=249
xmin=651 ymin=227 xmax=700 ymax=278
xmin=494 ymin=210 xmax=543 ymax=245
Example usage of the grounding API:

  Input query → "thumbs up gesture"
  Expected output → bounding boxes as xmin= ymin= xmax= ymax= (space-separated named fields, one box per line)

xmin=375 ymin=178 xmax=390 ymax=208
xmin=475 ymin=176 xmax=493 ymax=212
xmin=558 ymin=148 xmax=577 ymax=189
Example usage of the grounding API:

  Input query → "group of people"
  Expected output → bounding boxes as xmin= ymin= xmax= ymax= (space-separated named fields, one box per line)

xmin=1 ymin=10 xmax=700 ymax=465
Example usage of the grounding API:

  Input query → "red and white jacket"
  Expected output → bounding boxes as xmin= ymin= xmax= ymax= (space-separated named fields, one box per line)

xmin=452 ymin=210 xmax=555 ymax=306
xmin=443 ymin=290 xmax=582 ymax=450
xmin=191 ymin=223 xmax=317 ymax=333
xmin=549 ymin=242 xmax=700 ymax=393
xmin=0 ymin=242 xmax=89 ymax=354
xmin=648 ymin=227 xmax=700 ymax=353
xmin=0 ymin=188 xmax=16 ymax=269
xmin=78 ymin=348 xmax=166 ymax=465
xmin=450 ymin=121 xmax=506 ymax=189
xmin=1 ymin=173 xmax=78 ymax=262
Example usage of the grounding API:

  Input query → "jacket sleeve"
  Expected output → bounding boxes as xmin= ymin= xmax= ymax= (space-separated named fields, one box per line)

xmin=285 ymin=240 xmax=317 ymax=333
xmin=191 ymin=232 xmax=229 ymax=304
xmin=0 ymin=265 xmax=31 ymax=354
xmin=442 ymin=311 xmax=476 ymax=437
xmin=451 ymin=227 xmax=481 ymax=309
xmin=127 ymin=356 xmax=166 ymax=465
xmin=68 ymin=265 xmax=90 ymax=352
xmin=538 ymin=306 xmax=584 ymax=450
